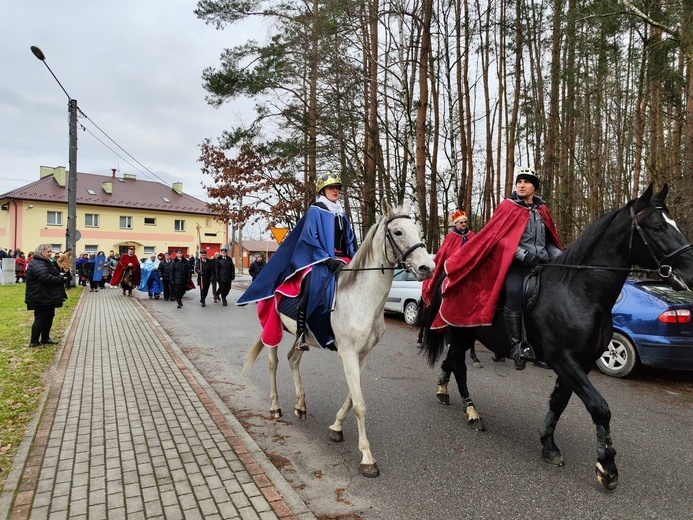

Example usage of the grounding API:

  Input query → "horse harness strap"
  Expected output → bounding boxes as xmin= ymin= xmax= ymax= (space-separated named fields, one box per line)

xmin=384 ymin=214 xmax=425 ymax=268
xmin=629 ymin=205 xmax=692 ymax=280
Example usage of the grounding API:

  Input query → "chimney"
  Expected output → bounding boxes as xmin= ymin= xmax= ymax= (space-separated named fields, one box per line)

xmin=40 ymin=165 xmax=66 ymax=186
xmin=111 ymin=168 xmax=116 ymax=178
xmin=172 ymin=182 xmax=183 ymax=195
xmin=102 ymin=181 xmax=112 ymax=194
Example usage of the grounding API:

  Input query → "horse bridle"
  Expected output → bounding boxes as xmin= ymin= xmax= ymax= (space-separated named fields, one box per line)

xmin=383 ymin=214 xmax=426 ymax=268
xmin=629 ymin=205 xmax=692 ymax=280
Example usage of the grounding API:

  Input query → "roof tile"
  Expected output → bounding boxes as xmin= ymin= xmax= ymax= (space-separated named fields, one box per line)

xmin=0 ymin=172 xmax=212 ymax=215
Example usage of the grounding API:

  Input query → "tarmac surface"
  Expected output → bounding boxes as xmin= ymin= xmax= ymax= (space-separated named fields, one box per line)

xmin=0 ymin=279 xmax=315 ymax=520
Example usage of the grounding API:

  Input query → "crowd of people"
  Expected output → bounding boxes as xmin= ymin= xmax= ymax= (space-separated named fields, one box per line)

xmin=0 ymin=248 xmax=32 ymax=283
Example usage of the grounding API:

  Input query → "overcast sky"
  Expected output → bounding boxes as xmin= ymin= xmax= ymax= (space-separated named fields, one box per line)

xmin=0 ymin=1 xmax=261 ymax=201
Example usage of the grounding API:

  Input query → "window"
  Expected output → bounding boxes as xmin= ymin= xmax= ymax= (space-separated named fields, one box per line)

xmin=87 ymin=189 xmax=96 ymax=195
xmin=84 ymin=245 xmax=98 ymax=253
xmin=144 ymin=246 xmax=155 ymax=256
xmin=85 ymin=213 xmax=100 ymax=227
xmin=47 ymin=211 xmax=63 ymax=226
xmin=174 ymin=219 xmax=185 ymax=232
xmin=162 ymin=197 xmax=170 ymax=203
xmin=120 ymin=216 xmax=133 ymax=229
xmin=51 ymin=243 xmax=62 ymax=252
xmin=144 ymin=217 xmax=156 ymax=226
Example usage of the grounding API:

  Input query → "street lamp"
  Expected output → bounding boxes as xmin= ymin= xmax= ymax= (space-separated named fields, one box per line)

xmin=31 ymin=46 xmax=78 ymax=285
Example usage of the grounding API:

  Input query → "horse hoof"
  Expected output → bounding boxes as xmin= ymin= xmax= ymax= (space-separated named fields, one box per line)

xmin=542 ymin=449 xmax=565 ymax=466
xmin=294 ymin=407 xmax=307 ymax=419
xmin=468 ymin=418 xmax=486 ymax=432
xmin=596 ymin=462 xmax=618 ymax=490
xmin=436 ymin=393 xmax=450 ymax=405
xmin=360 ymin=463 xmax=380 ymax=478
xmin=473 ymin=361 xmax=483 ymax=368
xmin=270 ymin=408 xmax=282 ymax=419
xmin=328 ymin=428 xmax=344 ymax=443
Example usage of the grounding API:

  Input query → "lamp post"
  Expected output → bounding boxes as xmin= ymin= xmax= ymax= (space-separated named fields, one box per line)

xmin=31 ymin=46 xmax=78 ymax=285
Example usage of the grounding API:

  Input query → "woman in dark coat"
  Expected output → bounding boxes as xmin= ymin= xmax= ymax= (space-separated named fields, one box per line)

xmin=25 ymin=243 xmax=67 ymax=347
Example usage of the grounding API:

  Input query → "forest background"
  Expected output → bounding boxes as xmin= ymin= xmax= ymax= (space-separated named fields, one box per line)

xmin=195 ymin=0 xmax=693 ymax=251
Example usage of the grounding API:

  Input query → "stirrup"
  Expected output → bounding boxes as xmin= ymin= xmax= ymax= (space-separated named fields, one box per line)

xmin=294 ymin=333 xmax=310 ymax=351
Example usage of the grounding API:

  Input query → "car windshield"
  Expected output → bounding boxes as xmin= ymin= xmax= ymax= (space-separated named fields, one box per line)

xmin=637 ymin=282 xmax=693 ymax=304
xmin=392 ymin=269 xmax=407 ymax=281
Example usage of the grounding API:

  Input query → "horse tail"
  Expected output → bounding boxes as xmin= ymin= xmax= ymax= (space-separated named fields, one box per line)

xmin=418 ymin=275 xmax=447 ymax=367
xmin=242 ymin=336 xmax=265 ymax=375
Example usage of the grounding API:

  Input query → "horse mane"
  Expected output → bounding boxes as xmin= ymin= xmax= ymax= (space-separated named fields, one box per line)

xmin=338 ymin=204 xmax=406 ymax=290
xmin=542 ymin=200 xmax=634 ymax=286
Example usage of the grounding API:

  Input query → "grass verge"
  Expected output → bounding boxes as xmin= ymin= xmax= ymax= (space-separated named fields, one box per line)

xmin=0 ymin=283 xmax=83 ymax=492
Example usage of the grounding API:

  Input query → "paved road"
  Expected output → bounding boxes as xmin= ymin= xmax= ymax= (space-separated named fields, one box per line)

xmin=143 ymin=283 xmax=693 ymax=519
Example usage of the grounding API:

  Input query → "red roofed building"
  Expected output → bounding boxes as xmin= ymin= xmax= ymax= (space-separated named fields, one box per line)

xmin=0 ymin=166 xmax=227 ymax=258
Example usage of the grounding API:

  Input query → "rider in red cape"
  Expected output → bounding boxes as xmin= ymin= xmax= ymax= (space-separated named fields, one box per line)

xmin=110 ymin=246 xmax=142 ymax=296
xmin=422 ymin=210 xmax=475 ymax=306
xmin=435 ymin=168 xmax=563 ymax=342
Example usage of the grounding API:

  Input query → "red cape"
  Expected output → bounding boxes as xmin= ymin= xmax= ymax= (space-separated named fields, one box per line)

xmin=110 ymin=254 xmax=142 ymax=287
xmin=422 ymin=229 xmax=475 ymax=306
xmin=433 ymin=198 xmax=562 ymax=328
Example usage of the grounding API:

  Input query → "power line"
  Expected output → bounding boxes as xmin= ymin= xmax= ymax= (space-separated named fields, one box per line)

xmin=78 ymin=124 xmax=149 ymax=178
xmin=77 ymin=107 xmax=172 ymax=187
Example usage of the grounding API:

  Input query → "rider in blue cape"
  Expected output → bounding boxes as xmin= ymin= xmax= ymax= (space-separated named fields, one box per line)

xmin=237 ymin=172 xmax=357 ymax=350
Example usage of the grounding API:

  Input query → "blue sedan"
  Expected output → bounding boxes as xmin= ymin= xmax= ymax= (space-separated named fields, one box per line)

xmin=597 ymin=279 xmax=693 ymax=377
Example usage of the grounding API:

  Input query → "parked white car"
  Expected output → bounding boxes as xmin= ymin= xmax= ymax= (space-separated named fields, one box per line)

xmin=385 ymin=269 xmax=423 ymax=326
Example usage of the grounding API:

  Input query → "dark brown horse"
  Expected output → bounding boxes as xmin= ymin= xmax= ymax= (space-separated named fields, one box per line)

xmin=419 ymin=184 xmax=693 ymax=489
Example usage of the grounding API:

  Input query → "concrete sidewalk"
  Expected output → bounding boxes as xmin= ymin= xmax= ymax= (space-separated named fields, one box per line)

xmin=0 ymin=286 xmax=314 ymax=520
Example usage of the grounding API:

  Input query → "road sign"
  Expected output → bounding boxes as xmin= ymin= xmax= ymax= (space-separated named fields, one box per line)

xmin=270 ymin=228 xmax=288 ymax=244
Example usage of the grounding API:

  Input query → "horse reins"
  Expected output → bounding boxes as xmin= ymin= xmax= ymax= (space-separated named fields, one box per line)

xmin=340 ymin=214 xmax=425 ymax=273
xmin=541 ymin=205 xmax=692 ymax=280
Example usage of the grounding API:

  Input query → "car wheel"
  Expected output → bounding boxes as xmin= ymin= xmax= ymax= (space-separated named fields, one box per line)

xmin=403 ymin=300 xmax=420 ymax=326
xmin=596 ymin=332 xmax=639 ymax=378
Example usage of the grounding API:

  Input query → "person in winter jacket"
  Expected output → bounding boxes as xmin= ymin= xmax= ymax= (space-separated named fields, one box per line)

xmin=214 ymin=248 xmax=235 ymax=306
xmin=25 ymin=243 xmax=68 ymax=347
xmin=170 ymin=249 xmax=191 ymax=308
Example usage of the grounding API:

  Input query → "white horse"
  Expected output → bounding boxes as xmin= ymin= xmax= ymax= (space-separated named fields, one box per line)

xmin=243 ymin=201 xmax=434 ymax=477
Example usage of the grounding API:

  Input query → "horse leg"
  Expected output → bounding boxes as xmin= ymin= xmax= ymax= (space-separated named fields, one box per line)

xmin=287 ymin=346 xmax=307 ymax=419
xmin=436 ymin=346 xmax=453 ymax=405
xmin=267 ymin=347 xmax=282 ymax=419
xmin=553 ymin=363 xmax=618 ymax=490
xmin=539 ymin=377 xmax=572 ymax=466
xmin=449 ymin=346 xmax=485 ymax=431
xmin=332 ymin=350 xmax=379 ymax=478
xmin=328 ymin=394 xmax=352 ymax=443
xmin=469 ymin=344 xmax=483 ymax=368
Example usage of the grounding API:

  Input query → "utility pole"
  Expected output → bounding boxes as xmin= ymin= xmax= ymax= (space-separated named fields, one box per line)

xmin=67 ymin=98 xmax=78 ymax=282
xmin=31 ymin=45 xmax=78 ymax=285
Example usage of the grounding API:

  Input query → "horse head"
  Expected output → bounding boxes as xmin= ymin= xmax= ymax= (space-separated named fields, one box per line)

xmin=630 ymin=183 xmax=693 ymax=290
xmin=381 ymin=199 xmax=434 ymax=281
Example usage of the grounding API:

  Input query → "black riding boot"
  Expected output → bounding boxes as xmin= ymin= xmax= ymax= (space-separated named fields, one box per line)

xmin=294 ymin=276 xmax=311 ymax=351
xmin=293 ymin=307 xmax=310 ymax=351
xmin=503 ymin=308 xmax=535 ymax=370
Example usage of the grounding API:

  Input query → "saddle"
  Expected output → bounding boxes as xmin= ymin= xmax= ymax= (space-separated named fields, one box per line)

xmin=276 ymin=286 xmax=338 ymax=351
xmin=496 ymin=267 xmax=542 ymax=313
xmin=523 ymin=267 xmax=542 ymax=312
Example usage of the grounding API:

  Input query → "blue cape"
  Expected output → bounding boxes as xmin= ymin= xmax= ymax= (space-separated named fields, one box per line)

xmin=138 ymin=262 xmax=160 ymax=294
xmin=93 ymin=253 xmax=106 ymax=282
xmin=237 ymin=204 xmax=356 ymax=345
